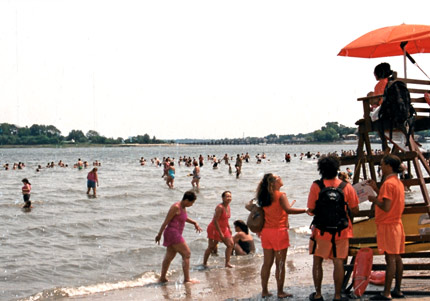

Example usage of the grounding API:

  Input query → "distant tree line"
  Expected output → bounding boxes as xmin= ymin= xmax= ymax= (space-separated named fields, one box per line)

xmin=0 ymin=121 xmax=365 ymax=146
xmin=182 ymin=122 xmax=358 ymax=145
xmin=0 ymin=123 xmax=164 ymax=146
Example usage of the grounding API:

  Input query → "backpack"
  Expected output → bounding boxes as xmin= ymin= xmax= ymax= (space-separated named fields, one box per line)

xmin=311 ymin=180 xmax=349 ymax=257
xmin=378 ymin=80 xmax=416 ymax=142
xmin=246 ymin=203 xmax=265 ymax=233
xmin=312 ymin=180 xmax=349 ymax=235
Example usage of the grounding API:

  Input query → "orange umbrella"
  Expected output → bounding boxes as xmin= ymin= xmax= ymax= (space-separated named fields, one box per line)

xmin=338 ymin=24 xmax=430 ymax=58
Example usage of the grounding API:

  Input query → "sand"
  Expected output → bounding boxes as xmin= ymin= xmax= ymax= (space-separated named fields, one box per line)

xmin=64 ymin=251 xmax=430 ymax=301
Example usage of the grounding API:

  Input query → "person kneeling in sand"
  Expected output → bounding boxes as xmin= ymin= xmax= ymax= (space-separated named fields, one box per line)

xmin=232 ymin=220 xmax=255 ymax=255
xmin=155 ymin=191 xmax=202 ymax=283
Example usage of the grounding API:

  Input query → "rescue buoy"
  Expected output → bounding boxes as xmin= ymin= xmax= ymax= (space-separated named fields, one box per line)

xmin=353 ymin=247 xmax=373 ymax=296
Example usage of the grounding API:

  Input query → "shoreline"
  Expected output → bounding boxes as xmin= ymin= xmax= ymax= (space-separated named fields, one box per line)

xmin=62 ymin=251 xmax=430 ymax=301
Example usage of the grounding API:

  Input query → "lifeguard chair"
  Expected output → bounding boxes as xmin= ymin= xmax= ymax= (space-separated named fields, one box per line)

xmin=340 ymin=75 xmax=430 ymax=296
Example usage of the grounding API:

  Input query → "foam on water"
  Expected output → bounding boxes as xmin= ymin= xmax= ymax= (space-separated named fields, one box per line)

xmin=23 ymin=271 xmax=160 ymax=300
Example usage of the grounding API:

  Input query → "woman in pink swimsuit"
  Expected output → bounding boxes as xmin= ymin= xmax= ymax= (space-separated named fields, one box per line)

xmin=155 ymin=191 xmax=202 ymax=283
xmin=203 ymin=191 xmax=234 ymax=268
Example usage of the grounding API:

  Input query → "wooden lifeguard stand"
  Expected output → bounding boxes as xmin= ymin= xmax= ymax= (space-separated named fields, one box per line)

xmin=340 ymin=76 xmax=430 ymax=296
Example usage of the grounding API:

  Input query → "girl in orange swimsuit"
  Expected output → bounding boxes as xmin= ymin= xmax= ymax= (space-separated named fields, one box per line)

xmin=257 ymin=173 xmax=310 ymax=298
xmin=203 ymin=191 xmax=234 ymax=268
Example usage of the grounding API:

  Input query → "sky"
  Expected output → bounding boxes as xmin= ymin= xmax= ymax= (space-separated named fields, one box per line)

xmin=1 ymin=0 xmax=430 ymax=140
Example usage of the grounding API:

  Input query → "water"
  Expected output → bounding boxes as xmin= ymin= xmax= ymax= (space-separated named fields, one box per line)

xmin=0 ymin=144 xmax=425 ymax=300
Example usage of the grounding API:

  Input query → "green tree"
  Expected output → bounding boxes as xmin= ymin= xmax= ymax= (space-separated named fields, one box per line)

xmin=18 ymin=127 xmax=30 ymax=137
xmin=30 ymin=124 xmax=43 ymax=136
xmin=46 ymin=125 xmax=62 ymax=137
xmin=67 ymin=130 xmax=88 ymax=143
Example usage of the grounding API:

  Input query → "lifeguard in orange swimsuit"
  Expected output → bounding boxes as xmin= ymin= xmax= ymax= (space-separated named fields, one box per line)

xmin=368 ymin=154 xmax=406 ymax=300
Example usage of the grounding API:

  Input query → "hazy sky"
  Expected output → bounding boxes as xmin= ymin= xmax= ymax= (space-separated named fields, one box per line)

xmin=1 ymin=0 xmax=430 ymax=139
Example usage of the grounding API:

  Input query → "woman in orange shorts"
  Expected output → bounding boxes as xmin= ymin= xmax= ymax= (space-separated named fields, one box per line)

xmin=203 ymin=191 xmax=234 ymax=268
xmin=368 ymin=154 xmax=405 ymax=300
xmin=256 ymin=173 xmax=310 ymax=298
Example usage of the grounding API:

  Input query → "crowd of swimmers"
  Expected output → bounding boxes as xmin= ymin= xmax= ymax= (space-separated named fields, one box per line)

xmin=5 ymin=150 xmax=363 ymax=211
xmin=140 ymin=150 xmax=363 ymax=190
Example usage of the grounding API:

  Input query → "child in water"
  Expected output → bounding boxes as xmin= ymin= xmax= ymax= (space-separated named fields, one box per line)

xmin=22 ymin=178 xmax=31 ymax=208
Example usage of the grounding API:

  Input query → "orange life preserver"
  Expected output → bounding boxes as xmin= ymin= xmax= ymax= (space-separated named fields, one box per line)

xmin=353 ymin=247 xmax=374 ymax=296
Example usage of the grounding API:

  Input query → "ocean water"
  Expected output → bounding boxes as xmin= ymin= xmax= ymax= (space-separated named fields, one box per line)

xmin=0 ymin=144 xmax=425 ymax=300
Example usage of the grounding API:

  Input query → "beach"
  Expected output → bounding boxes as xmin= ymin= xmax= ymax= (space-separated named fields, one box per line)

xmin=64 ymin=251 xmax=430 ymax=301
xmin=1 ymin=144 xmax=430 ymax=301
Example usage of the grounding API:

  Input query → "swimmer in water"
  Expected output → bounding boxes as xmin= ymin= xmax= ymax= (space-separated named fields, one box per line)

xmin=166 ymin=162 xmax=175 ymax=189
xmin=22 ymin=178 xmax=32 ymax=209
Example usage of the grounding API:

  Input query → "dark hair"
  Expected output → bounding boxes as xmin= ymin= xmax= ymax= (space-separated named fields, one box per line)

xmin=221 ymin=190 xmax=231 ymax=198
xmin=381 ymin=154 xmax=404 ymax=173
xmin=374 ymin=62 xmax=393 ymax=79
xmin=338 ymin=171 xmax=349 ymax=182
xmin=22 ymin=178 xmax=31 ymax=185
xmin=234 ymin=220 xmax=249 ymax=234
xmin=256 ymin=173 xmax=277 ymax=207
xmin=318 ymin=155 xmax=340 ymax=179
xmin=182 ymin=191 xmax=197 ymax=202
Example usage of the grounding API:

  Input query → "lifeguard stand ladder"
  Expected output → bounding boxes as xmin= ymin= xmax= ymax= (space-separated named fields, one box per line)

xmin=340 ymin=76 xmax=430 ymax=297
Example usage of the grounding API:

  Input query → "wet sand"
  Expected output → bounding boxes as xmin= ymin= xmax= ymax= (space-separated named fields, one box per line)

xmin=64 ymin=251 xmax=430 ymax=301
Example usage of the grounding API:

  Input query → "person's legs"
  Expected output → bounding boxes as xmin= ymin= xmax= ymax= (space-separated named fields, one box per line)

xmin=376 ymin=119 xmax=391 ymax=153
xmin=274 ymin=248 xmax=291 ymax=297
xmin=203 ymin=239 xmax=218 ymax=266
xmin=160 ymin=246 xmax=177 ymax=282
xmin=234 ymin=243 xmax=246 ymax=255
xmin=93 ymin=186 xmax=97 ymax=196
xmin=312 ymin=255 xmax=324 ymax=299
xmin=333 ymin=258 xmax=345 ymax=300
xmin=173 ymin=242 xmax=196 ymax=283
xmin=383 ymin=253 xmax=396 ymax=297
xmin=224 ymin=237 xmax=234 ymax=268
xmin=393 ymin=254 xmax=404 ymax=295
xmin=261 ymin=248 xmax=275 ymax=297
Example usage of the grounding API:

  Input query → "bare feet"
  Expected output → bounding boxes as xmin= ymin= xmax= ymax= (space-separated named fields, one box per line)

xmin=158 ymin=277 xmax=168 ymax=283
xmin=184 ymin=278 xmax=200 ymax=284
xmin=278 ymin=291 xmax=293 ymax=298
xmin=225 ymin=263 xmax=235 ymax=268
xmin=262 ymin=291 xmax=273 ymax=298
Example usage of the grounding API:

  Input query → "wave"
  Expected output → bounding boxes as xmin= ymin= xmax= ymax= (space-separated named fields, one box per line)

xmin=290 ymin=225 xmax=312 ymax=236
xmin=22 ymin=271 xmax=160 ymax=300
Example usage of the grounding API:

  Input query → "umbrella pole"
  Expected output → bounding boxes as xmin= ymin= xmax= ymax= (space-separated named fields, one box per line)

xmin=403 ymin=48 xmax=407 ymax=78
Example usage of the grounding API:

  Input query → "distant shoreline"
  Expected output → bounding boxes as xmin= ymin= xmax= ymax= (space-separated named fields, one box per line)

xmin=0 ymin=143 xmax=181 ymax=149
xmin=0 ymin=141 xmax=363 ymax=149
xmin=0 ymin=142 xmax=355 ymax=149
